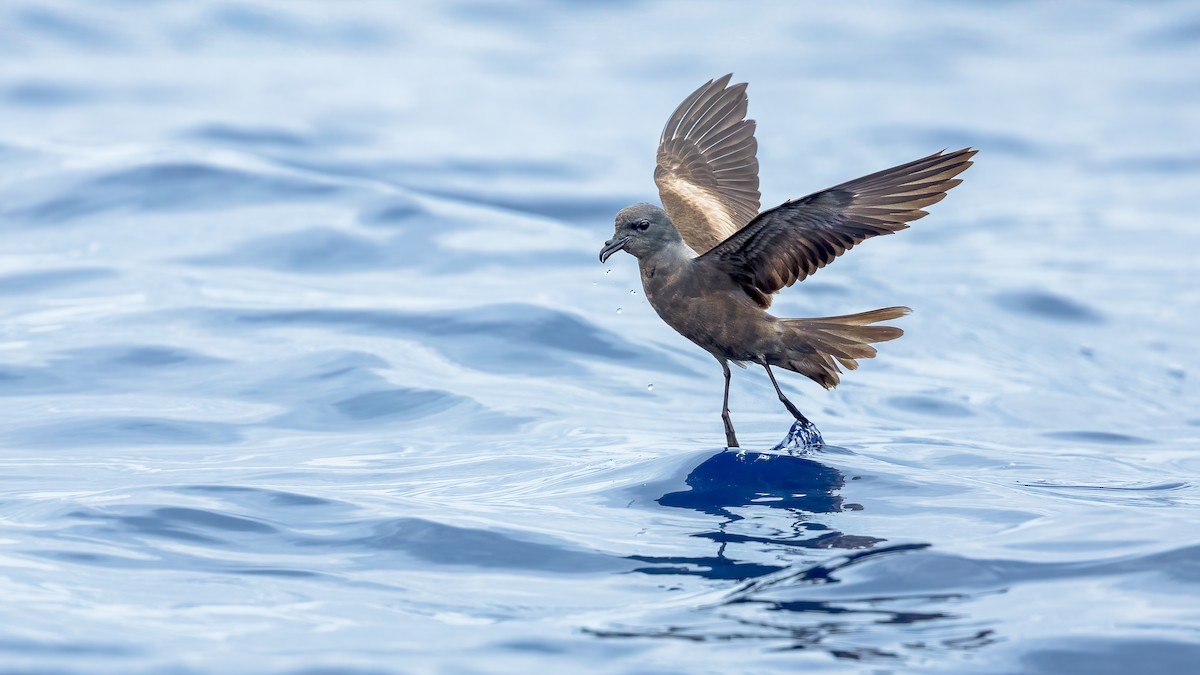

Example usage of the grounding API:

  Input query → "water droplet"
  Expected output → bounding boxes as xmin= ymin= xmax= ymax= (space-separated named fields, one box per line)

xmin=605 ymin=269 xmax=612 ymax=275
xmin=629 ymin=289 xmax=637 ymax=294
xmin=646 ymin=384 xmax=654 ymax=392
xmin=616 ymin=308 xmax=622 ymax=314
xmin=592 ymin=281 xmax=597 ymax=286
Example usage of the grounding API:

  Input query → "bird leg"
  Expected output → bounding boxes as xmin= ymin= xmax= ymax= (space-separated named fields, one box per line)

xmin=763 ymin=364 xmax=813 ymax=426
xmin=719 ymin=358 xmax=739 ymax=448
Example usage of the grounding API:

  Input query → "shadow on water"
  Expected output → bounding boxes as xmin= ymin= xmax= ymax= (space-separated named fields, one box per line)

xmin=630 ymin=448 xmax=886 ymax=581
xmin=601 ymin=431 xmax=966 ymax=658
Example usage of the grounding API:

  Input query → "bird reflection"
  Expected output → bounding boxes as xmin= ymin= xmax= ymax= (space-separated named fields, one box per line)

xmin=631 ymin=441 xmax=884 ymax=580
xmin=607 ymin=439 xmax=959 ymax=657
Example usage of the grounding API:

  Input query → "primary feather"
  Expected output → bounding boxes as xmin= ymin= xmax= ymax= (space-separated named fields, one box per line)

xmin=654 ymin=74 xmax=761 ymax=254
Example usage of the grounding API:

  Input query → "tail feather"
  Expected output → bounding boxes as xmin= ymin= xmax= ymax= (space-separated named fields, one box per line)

xmin=776 ymin=306 xmax=910 ymax=389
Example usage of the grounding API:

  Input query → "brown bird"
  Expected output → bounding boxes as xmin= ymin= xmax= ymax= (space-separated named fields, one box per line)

xmin=599 ymin=74 xmax=975 ymax=448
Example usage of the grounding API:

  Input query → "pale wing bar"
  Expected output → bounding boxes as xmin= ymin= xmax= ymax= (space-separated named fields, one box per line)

xmin=654 ymin=75 xmax=762 ymax=253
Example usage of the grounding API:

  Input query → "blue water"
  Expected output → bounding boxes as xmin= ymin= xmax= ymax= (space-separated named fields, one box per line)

xmin=2 ymin=1 xmax=1199 ymax=672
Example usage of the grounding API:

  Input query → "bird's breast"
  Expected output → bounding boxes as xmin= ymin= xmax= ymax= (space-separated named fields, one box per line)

xmin=639 ymin=259 xmax=773 ymax=361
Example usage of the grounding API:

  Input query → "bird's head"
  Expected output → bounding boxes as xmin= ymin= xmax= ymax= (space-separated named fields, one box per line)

xmin=600 ymin=203 xmax=679 ymax=263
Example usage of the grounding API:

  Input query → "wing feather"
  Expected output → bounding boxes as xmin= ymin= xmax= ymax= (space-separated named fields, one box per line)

xmin=699 ymin=148 xmax=977 ymax=308
xmin=654 ymin=75 xmax=762 ymax=254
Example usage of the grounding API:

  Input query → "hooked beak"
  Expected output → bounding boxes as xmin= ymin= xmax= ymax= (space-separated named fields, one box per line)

xmin=599 ymin=235 xmax=631 ymax=263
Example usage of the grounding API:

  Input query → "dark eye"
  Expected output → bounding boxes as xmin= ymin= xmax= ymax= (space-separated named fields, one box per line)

xmin=634 ymin=219 xmax=650 ymax=231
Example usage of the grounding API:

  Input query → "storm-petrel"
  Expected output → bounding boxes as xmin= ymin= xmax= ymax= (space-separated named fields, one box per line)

xmin=600 ymin=74 xmax=975 ymax=448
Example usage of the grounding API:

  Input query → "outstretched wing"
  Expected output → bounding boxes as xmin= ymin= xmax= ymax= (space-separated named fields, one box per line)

xmin=654 ymin=74 xmax=761 ymax=254
xmin=699 ymin=148 xmax=977 ymax=308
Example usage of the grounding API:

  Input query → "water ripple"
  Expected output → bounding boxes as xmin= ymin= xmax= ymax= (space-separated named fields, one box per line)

xmin=1 ymin=1 xmax=1198 ymax=672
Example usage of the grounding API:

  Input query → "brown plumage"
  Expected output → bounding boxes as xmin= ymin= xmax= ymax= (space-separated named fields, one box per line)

xmin=654 ymin=74 xmax=761 ymax=252
xmin=600 ymin=75 xmax=975 ymax=448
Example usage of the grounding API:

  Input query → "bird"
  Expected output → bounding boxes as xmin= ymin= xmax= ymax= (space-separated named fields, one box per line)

xmin=599 ymin=74 xmax=975 ymax=448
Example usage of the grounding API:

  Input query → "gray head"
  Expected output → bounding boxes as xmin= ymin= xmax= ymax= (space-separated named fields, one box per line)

xmin=599 ymin=203 xmax=681 ymax=263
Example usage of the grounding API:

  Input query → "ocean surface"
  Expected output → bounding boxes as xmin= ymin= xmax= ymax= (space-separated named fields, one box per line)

xmin=2 ymin=1 xmax=1199 ymax=673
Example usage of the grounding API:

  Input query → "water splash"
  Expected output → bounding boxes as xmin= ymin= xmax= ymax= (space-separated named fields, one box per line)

xmin=770 ymin=419 xmax=824 ymax=454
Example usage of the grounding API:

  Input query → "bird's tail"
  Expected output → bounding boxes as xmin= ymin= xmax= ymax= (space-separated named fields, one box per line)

xmin=775 ymin=307 xmax=910 ymax=389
